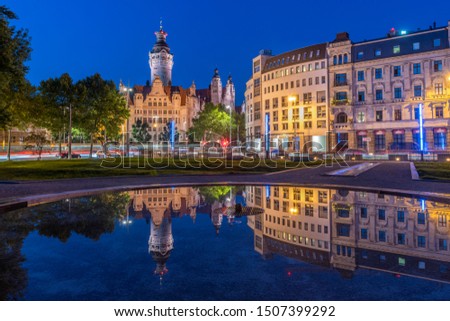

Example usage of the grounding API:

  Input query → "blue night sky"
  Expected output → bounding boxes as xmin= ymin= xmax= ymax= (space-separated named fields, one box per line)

xmin=4 ymin=0 xmax=450 ymax=103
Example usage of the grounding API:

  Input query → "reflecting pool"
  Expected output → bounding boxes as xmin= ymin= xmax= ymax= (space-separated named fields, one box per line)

xmin=1 ymin=185 xmax=450 ymax=300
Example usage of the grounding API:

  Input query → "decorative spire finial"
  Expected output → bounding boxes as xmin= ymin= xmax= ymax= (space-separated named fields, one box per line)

xmin=160 ymin=17 xmax=163 ymax=31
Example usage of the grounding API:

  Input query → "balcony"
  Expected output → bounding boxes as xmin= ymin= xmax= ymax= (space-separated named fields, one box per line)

xmin=334 ymin=81 xmax=348 ymax=87
xmin=392 ymin=98 xmax=404 ymax=103
xmin=331 ymin=99 xmax=349 ymax=106
xmin=411 ymin=96 xmax=424 ymax=101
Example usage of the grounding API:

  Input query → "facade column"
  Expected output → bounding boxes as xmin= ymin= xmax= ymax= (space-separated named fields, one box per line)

xmin=426 ymin=129 xmax=434 ymax=151
xmin=348 ymin=130 xmax=356 ymax=149
xmin=367 ymin=130 xmax=375 ymax=154
xmin=385 ymin=130 xmax=393 ymax=150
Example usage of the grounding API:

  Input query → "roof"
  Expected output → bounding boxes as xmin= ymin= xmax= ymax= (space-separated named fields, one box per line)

xmin=262 ymin=43 xmax=327 ymax=73
xmin=130 ymin=84 xmax=189 ymax=105
xmin=352 ymin=27 xmax=449 ymax=62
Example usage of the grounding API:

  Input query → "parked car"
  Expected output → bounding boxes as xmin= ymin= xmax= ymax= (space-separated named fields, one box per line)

xmin=343 ymin=148 xmax=367 ymax=156
xmin=389 ymin=142 xmax=420 ymax=152
xmin=96 ymin=150 xmax=106 ymax=159
xmin=59 ymin=152 xmax=81 ymax=159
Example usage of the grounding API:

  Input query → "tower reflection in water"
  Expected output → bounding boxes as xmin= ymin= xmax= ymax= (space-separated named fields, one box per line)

xmin=246 ymin=186 xmax=450 ymax=283
xmin=128 ymin=186 xmax=258 ymax=280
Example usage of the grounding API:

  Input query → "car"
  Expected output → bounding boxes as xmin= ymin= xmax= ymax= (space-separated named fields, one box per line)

xmin=59 ymin=152 xmax=81 ymax=159
xmin=343 ymin=148 xmax=367 ymax=156
xmin=96 ymin=150 xmax=106 ymax=159
xmin=389 ymin=142 xmax=420 ymax=152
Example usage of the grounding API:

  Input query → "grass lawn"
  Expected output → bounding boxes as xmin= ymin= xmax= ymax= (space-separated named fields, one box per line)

xmin=0 ymin=157 xmax=324 ymax=180
xmin=414 ymin=162 xmax=450 ymax=181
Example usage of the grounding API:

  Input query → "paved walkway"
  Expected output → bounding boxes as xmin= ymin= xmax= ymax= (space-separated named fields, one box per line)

xmin=1 ymin=162 xmax=449 ymax=212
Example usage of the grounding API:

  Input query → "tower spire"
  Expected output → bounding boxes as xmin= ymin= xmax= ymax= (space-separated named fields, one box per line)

xmin=160 ymin=17 xmax=163 ymax=31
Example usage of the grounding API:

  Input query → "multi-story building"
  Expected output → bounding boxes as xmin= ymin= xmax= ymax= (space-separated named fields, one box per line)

xmin=246 ymin=186 xmax=332 ymax=262
xmin=246 ymin=20 xmax=450 ymax=155
xmin=123 ymin=24 xmax=235 ymax=143
xmin=247 ymin=185 xmax=450 ymax=282
xmin=330 ymin=22 xmax=450 ymax=153
xmin=245 ymin=46 xmax=330 ymax=153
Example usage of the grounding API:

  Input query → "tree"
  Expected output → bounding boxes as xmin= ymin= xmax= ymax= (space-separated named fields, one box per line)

xmin=159 ymin=121 xmax=179 ymax=144
xmin=188 ymin=103 xmax=234 ymax=143
xmin=77 ymin=74 xmax=129 ymax=158
xmin=0 ymin=6 xmax=32 ymax=159
xmin=38 ymin=73 xmax=77 ymax=156
xmin=23 ymin=128 xmax=50 ymax=160
xmin=131 ymin=119 xmax=152 ymax=143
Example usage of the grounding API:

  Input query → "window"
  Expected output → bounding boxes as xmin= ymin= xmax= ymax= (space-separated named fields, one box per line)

xmin=434 ymin=38 xmax=441 ymax=47
xmin=375 ymin=133 xmax=386 ymax=150
xmin=357 ymin=70 xmax=365 ymax=81
xmin=305 ymin=189 xmax=313 ymax=202
xmin=376 ymin=110 xmax=383 ymax=121
xmin=378 ymin=209 xmax=386 ymax=220
xmin=393 ymin=65 xmax=401 ymax=77
xmin=414 ymin=85 xmax=422 ymax=97
xmin=435 ymin=83 xmax=443 ymax=95
xmin=434 ymin=131 xmax=447 ymax=150
xmin=338 ymin=208 xmax=350 ymax=218
xmin=317 ymin=106 xmax=326 ymax=118
xmin=357 ymin=51 xmax=364 ymax=59
xmin=397 ymin=233 xmax=406 ymax=245
xmin=414 ymin=107 xmax=421 ymax=120
xmin=334 ymin=74 xmax=347 ymax=86
xmin=434 ymin=60 xmax=442 ymax=72
xmin=375 ymin=68 xmax=382 ymax=79
xmin=357 ymin=112 xmax=365 ymax=123
xmin=336 ymin=112 xmax=348 ymax=123
xmin=417 ymin=235 xmax=426 ymax=248
xmin=375 ymin=49 xmax=381 ymax=56
xmin=417 ymin=212 xmax=425 ymax=225
xmin=435 ymin=106 xmax=444 ymax=118
xmin=335 ymin=92 xmax=347 ymax=101
xmin=343 ymin=54 xmax=348 ymax=63
xmin=321 ymin=76 xmax=326 ymax=84
xmin=376 ymin=89 xmax=383 ymax=101
xmin=358 ymin=91 xmax=365 ymax=102
xmin=413 ymin=63 xmax=421 ymax=74
xmin=438 ymin=239 xmax=448 ymax=251
xmin=394 ymin=87 xmax=402 ymax=99
xmin=398 ymin=257 xmax=406 ymax=266
xmin=361 ymin=228 xmax=368 ymax=239
xmin=360 ymin=207 xmax=368 ymax=218
xmin=333 ymin=56 xmax=337 ymax=65
xmin=413 ymin=42 xmax=420 ymax=50
xmin=438 ymin=215 xmax=447 ymax=227
xmin=379 ymin=230 xmax=386 ymax=242
xmin=337 ymin=224 xmax=350 ymax=237
xmin=397 ymin=210 xmax=405 ymax=222
xmin=393 ymin=45 xmax=400 ymax=54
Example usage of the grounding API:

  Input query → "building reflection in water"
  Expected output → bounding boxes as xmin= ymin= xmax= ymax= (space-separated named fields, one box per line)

xmin=246 ymin=186 xmax=450 ymax=283
xmin=128 ymin=187 xmax=200 ymax=281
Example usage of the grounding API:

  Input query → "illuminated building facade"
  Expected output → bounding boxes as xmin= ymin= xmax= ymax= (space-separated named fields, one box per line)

xmin=247 ymin=185 xmax=450 ymax=282
xmin=330 ymin=22 xmax=450 ymax=153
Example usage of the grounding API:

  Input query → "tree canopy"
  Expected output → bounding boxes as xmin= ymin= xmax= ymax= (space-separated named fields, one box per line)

xmin=0 ymin=6 xmax=32 ymax=129
xmin=188 ymin=103 xmax=234 ymax=143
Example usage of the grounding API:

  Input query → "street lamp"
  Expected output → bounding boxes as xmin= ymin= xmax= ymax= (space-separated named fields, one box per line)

xmin=122 ymin=86 xmax=133 ymax=156
xmin=226 ymin=105 xmax=232 ymax=147
xmin=288 ymin=96 xmax=298 ymax=152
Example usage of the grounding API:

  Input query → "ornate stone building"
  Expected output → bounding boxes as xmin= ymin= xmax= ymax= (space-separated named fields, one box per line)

xmin=330 ymin=22 xmax=450 ymax=153
xmin=122 ymin=24 xmax=236 ymax=143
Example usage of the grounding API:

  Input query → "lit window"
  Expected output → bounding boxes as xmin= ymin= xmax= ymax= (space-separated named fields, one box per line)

xmin=393 ymin=45 xmax=400 ymax=54
xmin=413 ymin=42 xmax=420 ymax=50
xmin=375 ymin=49 xmax=381 ymax=56
xmin=434 ymin=38 xmax=441 ymax=47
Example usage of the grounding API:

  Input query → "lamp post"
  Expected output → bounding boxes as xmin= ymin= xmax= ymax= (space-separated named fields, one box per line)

xmin=288 ymin=96 xmax=298 ymax=152
xmin=226 ymin=105 xmax=232 ymax=147
xmin=68 ymin=104 xmax=73 ymax=159
xmin=123 ymin=87 xmax=132 ymax=156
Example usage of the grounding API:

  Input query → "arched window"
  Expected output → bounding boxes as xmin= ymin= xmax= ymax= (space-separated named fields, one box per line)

xmin=343 ymin=54 xmax=348 ymax=64
xmin=338 ymin=55 xmax=343 ymax=65
xmin=333 ymin=56 xmax=337 ymax=65
xmin=336 ymin=112 xmax=348 ymax=124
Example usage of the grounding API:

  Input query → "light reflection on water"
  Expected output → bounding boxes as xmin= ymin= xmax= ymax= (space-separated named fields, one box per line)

xmin=1 ymin=185 xmax=450 ymax=300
